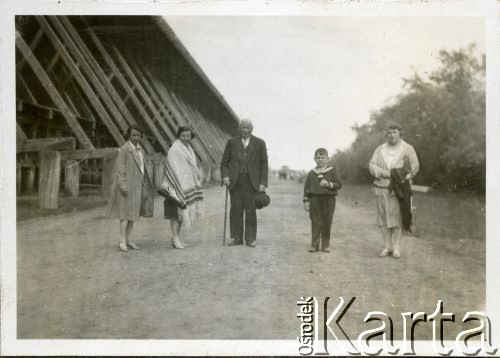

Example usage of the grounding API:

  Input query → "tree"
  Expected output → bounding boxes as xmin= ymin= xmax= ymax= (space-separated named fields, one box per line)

xmin=332 ymin=45 xmax=485 ymax=192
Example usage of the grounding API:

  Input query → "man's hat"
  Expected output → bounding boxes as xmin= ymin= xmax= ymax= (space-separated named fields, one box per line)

xmin=254 ymin=192 xmax=270 ymax=210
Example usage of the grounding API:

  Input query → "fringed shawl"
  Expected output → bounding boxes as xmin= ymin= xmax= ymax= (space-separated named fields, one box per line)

xmin=164 ymin=139 xmax=204 ymax=227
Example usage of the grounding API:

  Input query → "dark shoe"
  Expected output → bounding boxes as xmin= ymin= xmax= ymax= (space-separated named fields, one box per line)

xmin=246 ymin=241 xmax=256 ymax=248
xmin=322 ymin=248 xmax=331 ymax=253
xmin=309 ymin=247 xmax=319 ymax=253
xmin=227 ymin=238 xmax=243 ymax=246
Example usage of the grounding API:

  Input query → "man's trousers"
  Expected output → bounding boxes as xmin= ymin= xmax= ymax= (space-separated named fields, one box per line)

xmin=230 ymin=173 xmax=257 ymax=243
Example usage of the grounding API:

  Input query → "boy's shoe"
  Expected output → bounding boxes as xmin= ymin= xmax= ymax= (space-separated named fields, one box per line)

xmin=246 ymin=241 xmax=256 ymax=248
xmin=322 ymin=248 xmax=331 ymax=253
xmin=309 ymin=247 xmax=319 ymax=252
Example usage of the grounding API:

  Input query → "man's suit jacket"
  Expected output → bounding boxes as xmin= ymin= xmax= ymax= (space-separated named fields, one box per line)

xmin=221 ymin=135 xmax=268 ymax=191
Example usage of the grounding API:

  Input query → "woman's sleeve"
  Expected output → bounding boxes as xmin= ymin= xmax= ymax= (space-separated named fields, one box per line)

xmin=116 ymin=148 xmax=127 ymax=192
xmin=369 ymin=148 xmax=383 ymax=179
xmin=408 ymin=145 xmax=419 ymax=177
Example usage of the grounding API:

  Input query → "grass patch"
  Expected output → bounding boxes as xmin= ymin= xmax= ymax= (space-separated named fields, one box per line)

xmin=17 ymin=189 xmax=108 ymax=222
xmin=339 ymin=184 xmax=485 ymax=241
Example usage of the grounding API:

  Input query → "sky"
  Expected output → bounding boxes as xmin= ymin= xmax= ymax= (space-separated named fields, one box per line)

xmin=165 ymin=16 xmax=485 ymax=171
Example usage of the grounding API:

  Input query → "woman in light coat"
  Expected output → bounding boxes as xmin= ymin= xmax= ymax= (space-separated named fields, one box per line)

xmin=106 ymin=125 xmax=154 ymax=252
xmin=369 ymin=122 xmax=419 ymax=258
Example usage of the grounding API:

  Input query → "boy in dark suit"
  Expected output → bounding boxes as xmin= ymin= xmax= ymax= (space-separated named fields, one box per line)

xmin=221 ymin=119 xmax=268 ymax=247
xmin=303 ymin=148 xmax=342 ymax=252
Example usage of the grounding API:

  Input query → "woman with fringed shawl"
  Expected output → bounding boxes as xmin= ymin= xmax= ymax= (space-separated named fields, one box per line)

xmin=163 ymin=127 xmax=204 ymax=249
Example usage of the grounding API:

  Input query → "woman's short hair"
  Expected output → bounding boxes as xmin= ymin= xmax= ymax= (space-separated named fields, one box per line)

xmin=177 ymin=126 xmax=195 ymax=139
xmin=124 ymin=125 xmax=144 ymax=140
xmin=385 ymin=122 xmax=403 ymax=136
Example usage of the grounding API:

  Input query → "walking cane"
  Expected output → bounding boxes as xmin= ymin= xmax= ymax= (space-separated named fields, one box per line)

xmin=223 ymin=186 xmax=229 ymax=246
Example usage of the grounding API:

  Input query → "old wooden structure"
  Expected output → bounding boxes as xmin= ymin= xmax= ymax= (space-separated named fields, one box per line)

xmin=15 ymin=16 xmax=238 ymax=208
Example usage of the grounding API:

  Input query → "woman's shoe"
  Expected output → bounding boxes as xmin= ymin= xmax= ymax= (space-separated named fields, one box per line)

xmin=127 ymin=241 xmax=140 ymax=250
xmin=119 ymin=242 xmax=128 ymax=252
xmin=378 ymin=248 xmax=391 ymax=257
xmin=172 ymin=237 xmax=184 ymax=249
xmin=180 ymin=241 xmax=190 ymax=247
xmin=392 ymin=250 xmax=401 ymax=258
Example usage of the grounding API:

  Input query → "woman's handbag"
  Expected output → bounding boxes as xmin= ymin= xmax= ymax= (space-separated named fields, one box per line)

xmin=158 ymin=178 xmax=186 ymax=209
xmin=140 ymin=171 xmax=155 ymax=218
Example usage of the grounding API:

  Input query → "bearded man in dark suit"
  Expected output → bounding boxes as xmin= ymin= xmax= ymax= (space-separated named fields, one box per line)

xmin=221 ymin=119 xmax=268 ymax=248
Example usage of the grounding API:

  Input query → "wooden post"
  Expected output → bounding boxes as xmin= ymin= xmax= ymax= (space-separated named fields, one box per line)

xmin=26 ymin=167 xmax=36 ymax=194
xmin=39 ymin=151 xmax=61 ymax=209
xmin=16 ymin=163 xmax=21 ymax=195
xmin=64 ymin=160 xmax=79 ymax=197
xmin=102 ymin=155 xmax=117 ymax=199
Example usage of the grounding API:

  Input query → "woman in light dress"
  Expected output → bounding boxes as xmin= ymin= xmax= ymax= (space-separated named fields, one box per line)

xmin=369 ymin=122 xmax=419 ymax=258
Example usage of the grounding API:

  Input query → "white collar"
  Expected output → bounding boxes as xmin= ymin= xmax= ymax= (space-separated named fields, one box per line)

xmin=313 ymin=167 xmax=333 ymax=175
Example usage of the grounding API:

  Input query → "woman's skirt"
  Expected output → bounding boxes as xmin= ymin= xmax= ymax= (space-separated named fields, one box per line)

xmin=374 ymin=186 xmax=402 ymax=229
xmin=164 ymin=197 xmax=204 ymax=228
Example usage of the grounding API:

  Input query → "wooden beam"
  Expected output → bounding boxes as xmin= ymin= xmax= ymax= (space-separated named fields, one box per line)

xmin=16 ymin=122 xmax=28 ymax=142
xmin=45 ymin=51 xmax=61 ymax=74
xmin=129 ymin=60 xmax=178 ymax=142
xmin=17 ymin=136 xmax=76 ymax=153
xmin=141 ymin=66 xmax=217 ymax=163
xmin=60 ymin=147 xmax=119 ymax=161
xmin=64 ymin=160 xmax=79 ymax=196
xmin=56 ymin=17 xmax=155 ymax=153
xmin=191 ymin=106 xmax=227 ymax=154
xmin=16 ymin=27 xmax=44 ymax=71
xmin=142 ymin=70 xmax=214 ymax=164
xmin=15 ymin=32 xmax=95 ymax=150
xmin=113 ymin=48 xmax=172 ymax=151
xmin=82 ymin=20 xmax=168 ymax=153
xmin=169 ymin=90 xmax=222 ymax=160
xmin=39 ymin=151 xmax=61 ymax=209
xmin=17 ymin=73 xmax=38 ymax=104
xmin=188 ymin=104 xmax=225 ymax=155
xmin=36 ymin=16 xmax=125 ymax=148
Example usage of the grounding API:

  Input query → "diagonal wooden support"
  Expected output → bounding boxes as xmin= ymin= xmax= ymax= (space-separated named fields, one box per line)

xmin=137 ymin=66 xmax=213 ymax=164
xmin=125 ymin=59 xmax=179 ymax=149
xmin=35 ymin=16 xmax=124 ymax=148
xmin=142 ymin=67 xmax=220 ymax=163
xmin=113 ymin=47 xmax=173 ymax=151
xmin=83 ymin=20 xmax=169 ymax=153
xmin=57 ymin=16 xmax=155 ymax=154
xmin=143 ymin=71 xmax=216 ymax=164
xmin=17 ymin=73 xmax=38 ymax=104
xmin=192 ymin=106 xmax=229 ymax=153
xmin=185 ymin=103 xmax=224 ymax=158
xmin=15 ymin=32 xmax=95 ymax=150
xmin=16 ymin=27 xmax=44 ymax=71
xmin=16 ymin=122 xmax=28 ymax=142
xmin=191 ymin=106 xmax=227 ymax=156
xmin=170 ymin=91 xmax=223 ymax=159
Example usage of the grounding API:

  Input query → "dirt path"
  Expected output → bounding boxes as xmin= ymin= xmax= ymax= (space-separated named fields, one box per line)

xmin=17 ymin=179 xmax=485 ymax=340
